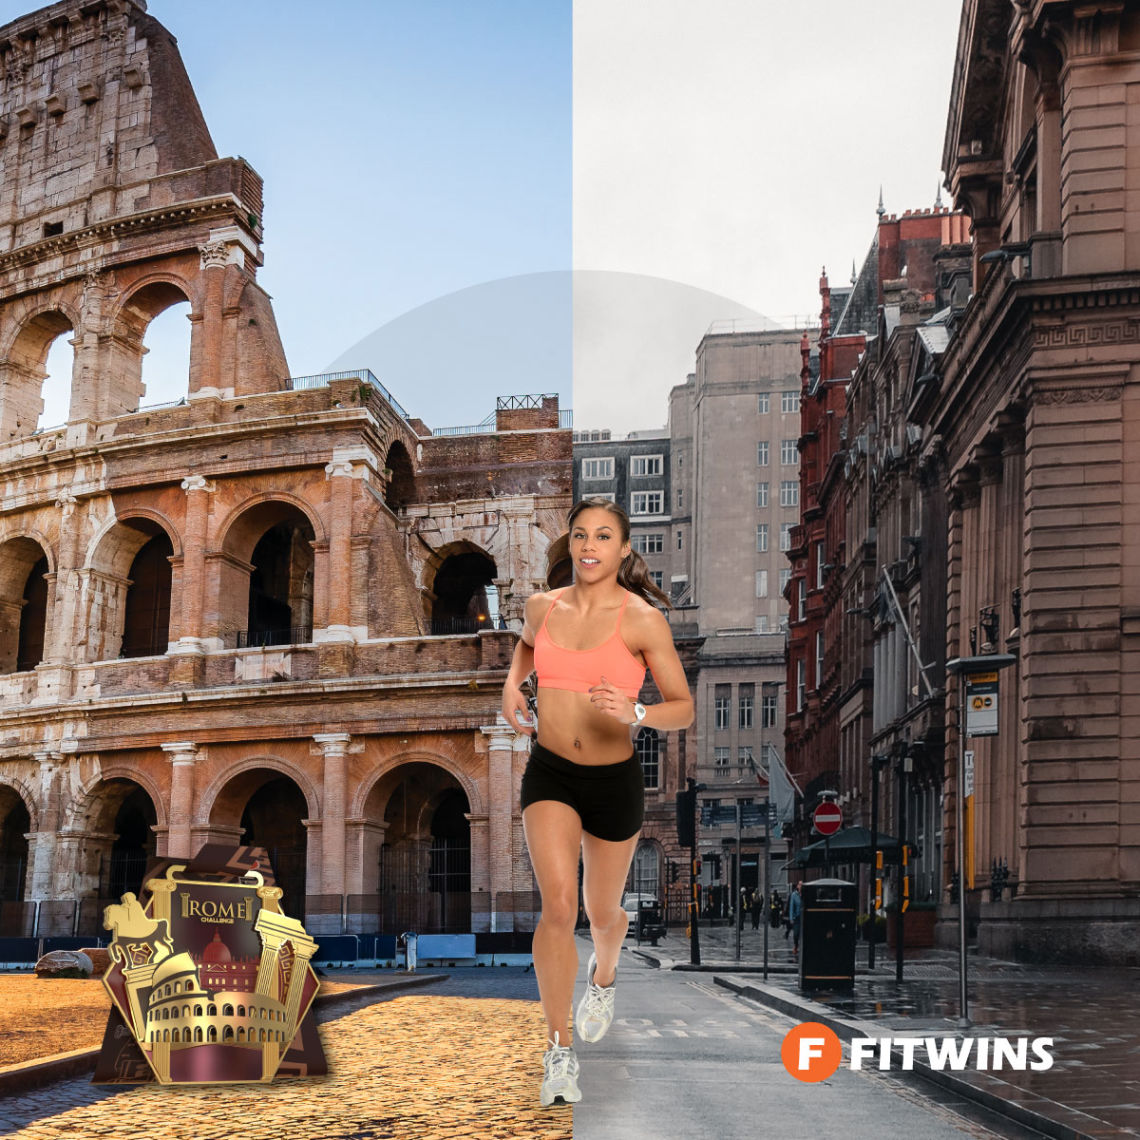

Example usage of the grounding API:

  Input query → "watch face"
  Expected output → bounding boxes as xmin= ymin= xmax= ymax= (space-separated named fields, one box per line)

xmin=635 ymin=703 xmax=646 ymax=721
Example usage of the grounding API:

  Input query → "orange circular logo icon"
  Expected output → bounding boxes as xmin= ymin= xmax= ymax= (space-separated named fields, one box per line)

xmin=781 ymin=1022 xmax=842 ymax=1082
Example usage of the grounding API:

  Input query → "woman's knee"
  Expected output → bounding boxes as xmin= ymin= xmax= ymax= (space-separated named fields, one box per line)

xmin=584 ymin=901 xmax=627 ymax=933
xmin=538 ymin=890 xmax=579 ymax=931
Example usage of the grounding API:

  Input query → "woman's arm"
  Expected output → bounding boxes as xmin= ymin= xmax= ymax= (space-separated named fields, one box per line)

xmin=589 ymin=605 xmax=694 ymax=730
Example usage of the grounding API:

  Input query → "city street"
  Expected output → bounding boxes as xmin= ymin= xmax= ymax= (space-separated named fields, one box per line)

xmin=573 ymin=941 xmax=1047 ymax=1140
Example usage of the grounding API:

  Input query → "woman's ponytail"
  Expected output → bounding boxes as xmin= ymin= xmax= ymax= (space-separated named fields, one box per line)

xmin=618 ymin=549 xmax=672 ymax=609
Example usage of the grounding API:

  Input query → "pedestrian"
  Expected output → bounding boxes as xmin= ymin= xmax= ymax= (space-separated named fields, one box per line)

xmin=750 ymin=887 xmax=762 ymax=930
xmin=788 ymin=881 xmax=803 ymax=956
xmin=769 ymin=889 xmax=782 ymax=930
xmin=501 ymin=497 xmax=695 ymax=1108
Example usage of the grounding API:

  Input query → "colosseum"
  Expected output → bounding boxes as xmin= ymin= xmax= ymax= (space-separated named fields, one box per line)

xmin=0 ymin=0 xmax=569 ymax=939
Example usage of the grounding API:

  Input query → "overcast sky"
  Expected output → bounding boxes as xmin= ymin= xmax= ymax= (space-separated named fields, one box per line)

xmin=29 ymin=0 xmax=966 ymax=435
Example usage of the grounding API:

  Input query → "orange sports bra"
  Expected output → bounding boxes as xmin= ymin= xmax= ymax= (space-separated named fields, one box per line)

xmin=533 ymin=589 xmax=646 ymax=700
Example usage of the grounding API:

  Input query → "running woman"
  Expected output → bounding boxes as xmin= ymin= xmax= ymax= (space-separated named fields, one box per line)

xmin=500 ymin=497 xmax=694 ymax=1106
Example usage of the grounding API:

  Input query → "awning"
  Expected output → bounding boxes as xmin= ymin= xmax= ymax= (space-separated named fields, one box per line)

xmin=787 ymin=826 xmax=915 ymax=869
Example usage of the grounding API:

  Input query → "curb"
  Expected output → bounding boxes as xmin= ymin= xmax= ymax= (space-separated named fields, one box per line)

xmin=715 ymin=975 xmax=1119 ymax=1140
xmin=0 ymin=973 xmax=446 ymax=1099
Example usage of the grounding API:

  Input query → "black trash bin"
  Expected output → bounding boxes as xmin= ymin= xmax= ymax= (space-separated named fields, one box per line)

xmin=799 ymin=878 xmax=857 ymax=991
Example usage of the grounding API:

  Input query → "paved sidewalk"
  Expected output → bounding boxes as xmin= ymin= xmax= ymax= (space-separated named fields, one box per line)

xmin=636 ymin=924 xmax=1140 ymax=1139
xmin=0 ymin=970 xmax=569 ymax=1140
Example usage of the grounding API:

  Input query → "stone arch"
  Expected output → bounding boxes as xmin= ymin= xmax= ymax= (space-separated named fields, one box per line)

xmin=87 ymin=516 xmax=179 ymax=661
xmin=382 ymin=439 xmax=416 ymax=512
xmin=216 ymin=497 xmax=322 ymax=648
xmin=352 ymin=750 xmax=483 ymax=820
xmin=110 ymin=279 xmax=197 ymax=413
xmin=67 ymin=773 xmax=161 ymax=903
xmin=0 ymin=780 xmax=34 ymax=904
xmin=422 ymin=541 xmax=498 ymax=634
xmin=0 ymin=306 xmax=82 ymax=439
xmin=360 ymin=756 xmax=476 ymax=933
xmin=203 ymin=760 xmax=315 ymax=915
xmin=0 ymin=535 xmax=53 ymax=675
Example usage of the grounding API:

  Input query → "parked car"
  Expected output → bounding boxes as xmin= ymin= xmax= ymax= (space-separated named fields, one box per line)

xmin=621 ymin=892 xmax=666 ymax=944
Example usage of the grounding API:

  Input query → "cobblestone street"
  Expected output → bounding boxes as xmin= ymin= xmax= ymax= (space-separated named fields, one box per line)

xmin=0 ymin=977 xmax=570 ymax=1140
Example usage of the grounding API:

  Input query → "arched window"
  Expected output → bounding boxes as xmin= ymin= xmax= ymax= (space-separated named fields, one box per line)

xmin=208 ymin=1025 xmax=217 ymax=1042
xmin=635 ymin=728 xmax=660 ymax=790
xmin=632 ymin=842 xmax=659 ymax=899
xmin=194 ymin=1026 xmax=203 ymax=1042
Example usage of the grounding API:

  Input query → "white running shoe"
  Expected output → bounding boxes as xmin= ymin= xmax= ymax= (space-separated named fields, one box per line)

xmin=540 ymin=1032 xmax=581 ymax=1107
xmin=575 ymin=952 xmax=617 ymax=1044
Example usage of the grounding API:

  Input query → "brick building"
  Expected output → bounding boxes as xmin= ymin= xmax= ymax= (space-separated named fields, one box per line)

xmin=0 ymin=0 xmax=569 ymax=938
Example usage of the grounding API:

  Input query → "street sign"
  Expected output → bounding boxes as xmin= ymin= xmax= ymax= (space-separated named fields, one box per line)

xmin=812 ymin=801 xmax=842 ymax=836
xmin=964 ymin=749 xmax=975 ymax=798
xmin=965 ymin=672 xmax=999 ymax=736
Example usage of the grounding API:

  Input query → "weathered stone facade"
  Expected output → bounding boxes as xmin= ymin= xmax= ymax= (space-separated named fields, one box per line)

xmin=0 ymin=0 xmax=570 ymax=938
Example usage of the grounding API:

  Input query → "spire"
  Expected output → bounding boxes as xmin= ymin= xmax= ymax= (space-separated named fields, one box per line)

xmin=935 ymin=182 xmax=944 ymax=209
xmin=850 ymin=259 xmax=857 ymax=285
xmin=877 ymin=186 xmax=886 ymax=218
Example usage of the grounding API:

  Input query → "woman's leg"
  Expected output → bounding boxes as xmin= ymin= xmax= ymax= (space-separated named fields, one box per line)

xmin=523 ymin=800 xmax=583 ymax=1044
xmin=580 ymin=830 xmax=640 ymax=987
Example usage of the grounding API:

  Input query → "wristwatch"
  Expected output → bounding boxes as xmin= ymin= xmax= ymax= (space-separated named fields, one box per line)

xmin=631 ymin=702 xmax=647 ymax=726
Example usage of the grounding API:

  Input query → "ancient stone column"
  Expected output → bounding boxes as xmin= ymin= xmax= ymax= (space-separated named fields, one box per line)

xmin=161 ymin=741 xmax=199 ymax=859
xmin=172 ymin=476 xmax=215 ymax=662
xmin=313 ymin=733 xmax=350 ymax=903
xmin=481 ymin=719 xmax=515 ymax=929
xmin=195 ymin=241 xmax=228 ymax=395
xmin=322 ymin=457 xmax=356 ymax=641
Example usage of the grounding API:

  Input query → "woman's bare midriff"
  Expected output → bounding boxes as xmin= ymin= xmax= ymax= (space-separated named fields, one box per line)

xmin=535 ymin=686 xmax=636 ymax=764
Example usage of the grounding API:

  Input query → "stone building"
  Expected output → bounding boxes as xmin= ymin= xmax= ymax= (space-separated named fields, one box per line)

xmin=668 ymin=326 xmax=802 ymax=910
xmin=0 ymin=0 xmax=569 ymax=938
xmin=934 ymin=0 xmax=1140 ymax=962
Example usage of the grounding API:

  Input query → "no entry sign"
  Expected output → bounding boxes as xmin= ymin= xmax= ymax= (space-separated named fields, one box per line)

xmin=813 ymin=801 xmax=842 ymax=836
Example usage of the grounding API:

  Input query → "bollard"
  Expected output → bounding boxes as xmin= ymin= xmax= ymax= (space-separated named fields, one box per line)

xmin=401 ymin=931 xmax=418 ymax=973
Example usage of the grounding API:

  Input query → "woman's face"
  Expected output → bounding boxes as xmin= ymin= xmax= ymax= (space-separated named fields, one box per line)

xmin=569 ymin=507 xmax=631 ymax=584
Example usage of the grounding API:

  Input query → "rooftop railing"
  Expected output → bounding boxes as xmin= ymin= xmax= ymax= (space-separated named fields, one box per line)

xmin=287 ymin=368 xmax=411 ymax=421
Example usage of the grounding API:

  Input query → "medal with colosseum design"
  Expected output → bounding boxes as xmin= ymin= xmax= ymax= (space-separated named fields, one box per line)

xmin=99 ymin=856 xmax=320 ymax=1085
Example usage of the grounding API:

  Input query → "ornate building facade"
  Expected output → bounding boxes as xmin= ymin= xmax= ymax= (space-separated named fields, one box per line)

xmin=936 ymin=0 xmax=1140 ymax=962
xmin=0 ymin=0 xmax=569 ymax=938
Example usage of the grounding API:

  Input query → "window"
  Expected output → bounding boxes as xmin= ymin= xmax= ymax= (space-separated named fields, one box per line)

xmin=781 ymin=439 xmax=799 ymax=465
xmin=755 ymin=569 xmax=768 ymax=598
xmin=738 ymin=745 xmax=754 ymax=769
xmin=762 ymin=691 xmax=778 ymax=728
xmin=756 ymin=524 xmax=768 ymax=553
xmin=633 ymin=842 xmax=659 ymax=896
xmin=756 ymin=481 xmax=769 ymax=508
xmin=754 ymin=615 xmax=769 ymax=633
xmin=782 ymin=390 xmax=801 ymax=414
xmin=631 ymin=491 xmax=663 ymax=515
xmin=649 ymin=570 xmax=664 ymax=588
xmin=676 ymin=529 xmax=683 ymax=550
xmin=677 ymin=487 xmax=683 ymax=508
xmin=796 ymin=659 xmax=806 ymax=711
xmin=631 ymin=454 xmax=663 ymax=477
xmin=779 ymin=567 xmax=792 ymax=593
xmin=816 ymin=541 xmax=827 ymax=586
xmin=757 ymin=393 xmax=770 ymax=414
xmin=779 ymin=523 xmax=794 ymax=551
xmin=797 ymin=580 xmax=806 ymax=622
xmin=757 ymin=442 xmax=769 ymax=467
xmin=714 ymin=747 xmax=730 ymax=769
xmin=780 ymin=480 xmax=799 ymax=507
xmin=636 ymin=728 xmax=660 ymax=789
xmin=590 ymin=491 xmax=616 ymax=502
xmin=714 ymin=686 xmax=730 ymax=730
xmin=739 ymin=684 xmax=754 ymax=729
xmin=816 ymin=631 xmax=825 ymax=684
xmin=632 ymin=532 xmax=664 ymax=554
xmin=581 ymin=457 xmax=613 ymax=480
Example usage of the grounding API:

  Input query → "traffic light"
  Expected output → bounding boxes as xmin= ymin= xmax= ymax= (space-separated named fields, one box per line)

xmin=676 ymin=785 xmax=696 ymax=847
xmin=669 ymin=860 xmax=679 ymax=884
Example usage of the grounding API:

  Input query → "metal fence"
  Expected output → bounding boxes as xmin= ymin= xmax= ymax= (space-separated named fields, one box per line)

xmin=232 ymin=626 xmax=313 ymax=649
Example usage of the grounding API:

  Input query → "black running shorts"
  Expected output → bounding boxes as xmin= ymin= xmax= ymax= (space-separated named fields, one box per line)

xmin=519 ymin=740 xmax=644 ymax=842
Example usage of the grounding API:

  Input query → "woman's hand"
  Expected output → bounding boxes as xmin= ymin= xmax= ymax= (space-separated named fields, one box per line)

xmin=502 ymin=683 xmax=535 ymax=736
xmin=588 ymin=676 xmax=636 ymax=724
